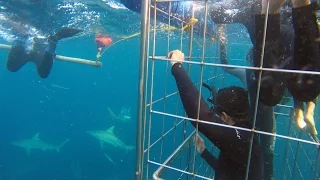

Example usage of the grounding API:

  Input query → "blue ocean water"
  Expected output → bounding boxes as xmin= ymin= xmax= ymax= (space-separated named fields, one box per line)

xmin=0 ymin=0 xmax=319 ymax=180
xmin=0 ymin=1 xmax=139 ymax=179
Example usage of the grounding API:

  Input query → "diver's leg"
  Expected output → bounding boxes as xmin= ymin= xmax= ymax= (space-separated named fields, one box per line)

xmin=253 ymin=0 xmax=286 ymax=106
xmin=36 ymin=50 xmax=53 ymax=79
xmin=287 ymin=0 xmax=320 ymax=102
xmin=7 ymin=40 xmax=28 ymax=72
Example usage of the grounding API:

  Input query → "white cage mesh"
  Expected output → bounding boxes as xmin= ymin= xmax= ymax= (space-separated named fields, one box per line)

xmin=136 ymin=0 xmax=320 ymax=179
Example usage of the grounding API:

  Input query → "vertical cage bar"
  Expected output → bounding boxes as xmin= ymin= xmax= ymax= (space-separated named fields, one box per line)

xmin=184 ymin=4 xmax=196 ymax=180
xmin=145 ymin=1 xmax=158 ymax=179
xmin=179 ymin=2 xmax=187 ymax=172
xmin=192 ymin=1 xmax=209 ymax=179
xmin=136 ymin=0 xmax=150 ymax=178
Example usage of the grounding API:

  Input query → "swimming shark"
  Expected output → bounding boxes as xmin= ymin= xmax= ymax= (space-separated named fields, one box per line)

xmin=11 ymin=133 xmax=70 ymax=155
xmin=108 ymin=107 xmax=131 ymax=123
xmin=86 ymin=126 xmax=135 ymax=153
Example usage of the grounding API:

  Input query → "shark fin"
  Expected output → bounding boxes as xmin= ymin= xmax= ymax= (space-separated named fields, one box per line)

xmin=106 ymin=126 xmax=115 ymax=134
xmin=56 ymin=139 xmax=70 ymax=152
xmin=32 ymin=133 xmax=40 ymax=140
xmin=99 ymin=140 xmax=104 ymax=148
xmin=26 ymin=148 xmax=31 ymax=156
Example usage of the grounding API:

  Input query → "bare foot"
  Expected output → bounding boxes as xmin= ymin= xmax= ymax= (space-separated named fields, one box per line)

xmin=296 ymin=115 xmax=307 ymax=130
xmin=305 ymin=113 xmax=318 ymax=135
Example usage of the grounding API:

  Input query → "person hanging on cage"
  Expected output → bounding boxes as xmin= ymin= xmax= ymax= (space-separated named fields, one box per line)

xmin=169 ymin=48 xmax=264 ymax=180
xmin=201 ymin=24 xmax=277 ymax=180
xmin=94 ymin=33 xmax=112 ymax=61
xmin=209 ymin=0 xmax=320 ymax=140
xmin=168 ymin=0 xmax=320 ymax=179
xmin=121 ymin=0 xmax=320 ymax=141
xmin=6 ymin=27 xmax=82 ymax=79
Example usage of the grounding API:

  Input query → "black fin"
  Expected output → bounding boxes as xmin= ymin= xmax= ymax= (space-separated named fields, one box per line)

xmin=36 ymin=51 xmax=53 ymax=79
xmin=50 ymin=27 xmax=82 ymax=42
xmin=202 ymin=82 xmax=211 ymax=91
xmin=211 ymin=87 xmax=217 ymax=99
xmin=7 ymin=40 xmax=28 ymax=72
xmin=202 ymin=82 xmax=217 ymax=104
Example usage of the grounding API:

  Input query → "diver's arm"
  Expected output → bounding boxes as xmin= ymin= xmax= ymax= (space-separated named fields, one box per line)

xmin=200 ymin=148 xmax=219 ymax=169
xmin=195 ymin=134 xmax=219 ymax=169
xmin=171 ymin=62 xmax=251 ymax=149
xmin=220 ymin=41 xmax=247 ymax=86
xmin=171 ymin=63 xmax=217 ymax=124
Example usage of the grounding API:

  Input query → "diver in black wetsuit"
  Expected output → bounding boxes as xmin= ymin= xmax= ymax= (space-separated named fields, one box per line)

xmin=168 ymin=49 xmax=264 ymax=180
xmin=206 ymin=3 xmax=292 ymax=179
xmin=6 ymin=27 xmax=82 ymax=79
xmin=207 ymin=1 xmax=320 ymax=179
xmin=169 ymin=0 xmax=320 ymax=179
xmin=211 ymin=0 xmax=320 ymax=103
xmin=212 ymin=30 xmax=277 ymax=180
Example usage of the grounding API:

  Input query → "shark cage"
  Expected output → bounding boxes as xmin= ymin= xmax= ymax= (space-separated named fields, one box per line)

xmin=135 ymin=0 xmax=320 ymax=179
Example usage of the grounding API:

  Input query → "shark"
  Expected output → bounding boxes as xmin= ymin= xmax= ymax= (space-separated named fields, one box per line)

xmin=108 ymin=107 xmax=131 ymax=123
xmin=11 ymin=133 xmax=70 ymax=155
xmin=86 ymin=126 xmax=135 ymax=153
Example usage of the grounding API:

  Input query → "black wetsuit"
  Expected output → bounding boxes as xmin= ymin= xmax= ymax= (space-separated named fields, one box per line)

xmin=214 ymin=4 xmax=294 ymax=179
xmin=212 ymin=2 xmax=320 ymax=179
xmin=171 ymin=63 xmax=264 ymax=180
xmin=6 ymin=27 xmax=82 ymax=78
xmin=212 ymin=1 xmax=320 ymax=103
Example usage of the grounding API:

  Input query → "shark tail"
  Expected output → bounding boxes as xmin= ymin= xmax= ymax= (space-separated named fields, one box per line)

xmin=56 ymin=139 xmax=70 ymax=152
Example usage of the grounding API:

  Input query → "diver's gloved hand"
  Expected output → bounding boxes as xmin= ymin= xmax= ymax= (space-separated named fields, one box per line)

xmin=194 ymin=134 xmax=205 ymax=154
xmin=168 ymin=50 xmax=184 ymax=66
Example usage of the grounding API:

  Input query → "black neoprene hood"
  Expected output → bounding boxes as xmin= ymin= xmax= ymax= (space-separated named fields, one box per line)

xmin=215 ymin=86 xmax=249 ymax=119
